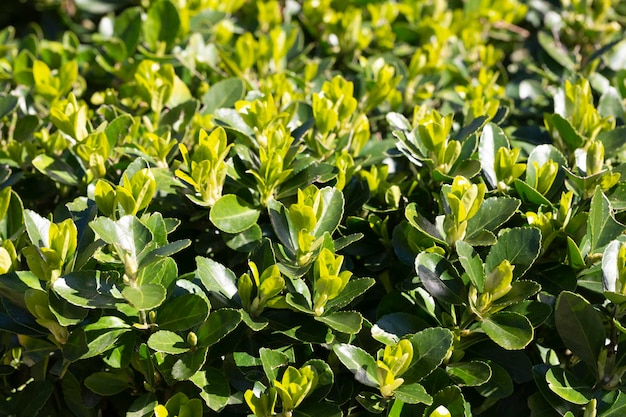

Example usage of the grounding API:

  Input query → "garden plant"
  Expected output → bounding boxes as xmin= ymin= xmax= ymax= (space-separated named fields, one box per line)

xmin=2 ymin=0 xmax=626 ymax=416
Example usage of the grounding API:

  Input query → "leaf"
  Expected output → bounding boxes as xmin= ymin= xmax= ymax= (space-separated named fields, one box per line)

xmin=190 ymin=367 xmax=231 ymax=412
xmin=293 ymin=402 xmax=342 ymax=417
xmin=312 ymin=187 xmax=345 ymax=238
xmin=393 ymin=383 xmax=433 ymax=405
xmin=547 ymin=114 xmax=584 ymax=150
xmin=147 ymin=330 xmax=188 ymax=354
xmin=170 ymin=347 xmax=208 ymax=380
xmin=446 ymin=361 xmax=491 ymax=386
xmin=143 ymin=0 xmax=180 ymax=52
xmin=23 ymin=209 xmax=50 ymax=248
xmin=481 ymin=311 xmax=533 ymax=350
xmin=324 ymin=278 xmax=375 ymax=312
xmin=52 ymin=270 xmax=122 ymax=309
xmin=315 ymin=311 xmax=363 ymax=334
xmin=157 ymin=293 xmax=210 ymax=331
xmin=545 ymin=367 xmax=593 ymax=405
xmin=474 ymin=361 xmax=514 ymax=399
xmin=466 ymin=197 xmax=520 ymax=239
xmin=0 ymin=94 xmax=18 ymax=119
xmin=90 ymin=215 xmax=153 ymax=262
xmin=196 ymin=308 xmax=241 ymax=347
xmin=598 ymin=126 xmax=626 ymax=155
xmin=484 ymin=227 xmax=541 ymax=280
xmin=332 ymin=344 xmax=379 ymax=388
xmin=600 ymin=391 xmax=626 ymax=416
xmin=138 ymin=239 xmax=191 ymax=269
xmin=455 ymin=240 xmax=484 ymax=291
xmin=588 ymin=186 xmax=625 ymax=254
xmin=555 ymin=291 xmax=604 ymax=373
xmin=415 ymin=252 xmax=466 ymax=305
xmin=14 ymin=380 xmax=53 ymax=417
xmin=84 ymin=370 xmax=133 ymax=396
xmin=405 ymin=203 xmax=445 ymax=244
xmin=259 ymin=348 xmax=290 ymax=382
xmin=82 ymin=316 xmax=132 ymax=359
xmin=122 ymin=284 xmax=166 ymax=310
xmin=538 ymin=31 xmax=576 ymax=70
xmin=127 ymin=393 xmax=158 ymax=417
xmin=201 ymin=78 xmax=245 ymax=114
xmin=210 ymin=194 xmax=260 ymax=234
xmin=478 ymin=123 xmax=511 ymax=189
xmin=195 ymin=256 xmax=238 ymax=302
xmin=491 ymin=280 xmax=541 ymax=309
xmin=403 ymin=327 xmax=454 ymax=383
xmin=31 ymin=155 xmax=79 ymax=186
xmin=513 ymin=179 xmax=553 ymax=207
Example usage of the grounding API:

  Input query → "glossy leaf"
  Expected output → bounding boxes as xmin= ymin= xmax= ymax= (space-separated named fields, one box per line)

xmin=403 ymin=327 xmax=454 ymax=383
xmin=332 ymin=343 xmax=379 ymax=388
xmin=481 ymin=311 xmax=533 ymax=350
xmin=315 ymin=311 xmax=363 ymax=334
xmin=196 ymin=308 xmax=241 ymax=347
xmin=415 ymin=252 xmax=466 ymax=305
xmin=190 ymin=367 xmax=231 ymax=412
xmin=210 ymin=194 xmax=260 ymax=234
xmin=555 ymin=291 xmax=604 ymax=373
xmin=545 ymin=367 xmax=593 ymax=405
xmin=147 ymin=330 xmax=189 ymax=354
xmin=446 ymin=361 xmax=491 ymax=387
xmin=484 ymin=227 xmax=541 ymax=280
xmin=588 ymin=186 xmax=625 ymax=254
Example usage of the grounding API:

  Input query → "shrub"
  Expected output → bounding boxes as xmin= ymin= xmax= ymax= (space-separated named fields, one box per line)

xmin=1 ymin=1 xmax=626 ymax=416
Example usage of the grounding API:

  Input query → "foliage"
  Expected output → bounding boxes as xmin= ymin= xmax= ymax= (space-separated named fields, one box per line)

xmin=1 ymin=0 xmax=626 ymax=416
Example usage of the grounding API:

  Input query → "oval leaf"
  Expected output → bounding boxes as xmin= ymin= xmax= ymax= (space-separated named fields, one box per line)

xmin=210 ymin=194 xmax=260 ymax=234
xmin=481 ymin=311 xmax=533 ymax=350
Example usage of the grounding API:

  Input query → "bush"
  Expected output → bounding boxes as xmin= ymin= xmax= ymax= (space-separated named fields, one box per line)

xmin=2 ymin=0 xmax=626 ymax=416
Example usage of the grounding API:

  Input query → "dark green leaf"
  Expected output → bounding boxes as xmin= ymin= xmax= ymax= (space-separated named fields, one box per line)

xmin=31 ymin=155 xmax=79 ymax=186
xmin=481 ymin=311 xmax=533 ymax=350
xmin=15 ymin=380 xmax=53 ymax=417
xmin=127 ymin=393 xmax=158 ymax=417
xmin=446 ymin=361 xmax=491 ymax=386
xmin=52 ymin=270 xmax=122 ymax=309
xmin=190 ymin=367 xmax=231 ymax=412
xmin=84 ymin=370 xmax=133 ymax=396
xmin=456 ymin=240 xmax=484 ymax=291
xmin=415 ymin=252 xmax=466 ymax=305
xmin=588 ymin=186 xmax=625 ymax=254
xmin=466 ymin=197 xmax=520 ymax=238
xmin=0 ymin=94 xmax=18 ymax=119
xmin=196 ymin=308 xmax=241 ymax=347
xmin=138 ymin=239 xmax=191 ymax=269
xmin=324 ymin=278 xmax=375 ymax=312
xmin=403 ymin=327 xmax=454 ymax=383
xmin=90 ymin=215 xmax=153 ymax=262
xmin=259 ymin=348 xmax=289 ymax=382
xmin=157 ymin=293 xmax=210 ymax=331
xmin=474 ymin=361 xmax=514 ymax=399
xmin=555 ymin=291 xmax=604 ymax=373
xmin=170 ymin=347 xmax=208 ymax=380
xmin=83 ymin=316 xmax=132 ymax=359
xmin=484 ymin=227 xmax=541 ymax=280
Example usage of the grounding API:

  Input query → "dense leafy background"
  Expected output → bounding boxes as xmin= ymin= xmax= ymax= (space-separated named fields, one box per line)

xmin=2 ymin=0 xmax=626 ymax=416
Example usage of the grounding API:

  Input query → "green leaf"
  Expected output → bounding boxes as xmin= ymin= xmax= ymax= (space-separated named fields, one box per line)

xmin=403 ymin=327 xmax=453 ymax=383
xmin=84 ymin=370 xmax=133 ymax=396
xmin=478 ymin=122 xmax=511 ymax=189
xmin=156 ymin=293 xmax=210 ymax=331
xmin=324 ymin=278 xmax=375 ymax=312
xmin=600 ymin=391 xmax=626 ymax=416
xmin=588 ymin=186 xmax=625 ymax=254
xmin=82 ymin=316 xmax=132 ymax=359
xmin=555 ymin=291 xmax=604 ymax=373
xmin=545 ymin=367 xmax=593 ymax=405
xmin=122 ymin=284 xmax=166 ymax=310
xmin=127 ymin=393 xmax=158 ymax=417
xmin=456 ymin=240 xmax=484 ymax=291
xmin=138 ymin=239 xmax=191 ymax=269
xmin=355 ymin=392 xmax=388 ymax=413
xmin=23 ymin=209 xmax=50 ymax=248
xmin=315 ymin=311 xmax=363 ymax=334
xmin=147 ymin=330 xmax=188 ymax=354
xmin=446 ymin=361 xmax=491 ymax=387
xmin=210 ymin=194 xmax=260 ymax=234
xmin=474 ymin=361 xmax=514 ymax=399
xmin=201 ymin=78 xmax=245 ymax=114
xmin=196 ymin=308 xmax=241 ymax=347
xmin=90 ymin=215 xmax=153 ymax=262
xmin=190 ymin=367 xmax=231 ymax=412
xmin=393 ymin=383 xmax=433 ymax=405
xmin=14 ymin=380 xmax=53 ymax=417
xmin=481 ymin=311 xmax=533 ymax=350
xmin=260 ymin=348 xmax=290 ymax=382
xmin=466 ymin=197 xmax=520 ymax=239
xmin=143 ymin=0 xmax=180 ymax=52
xmin=195 ymin=257 xmax=239 ymax=303
xmin=52 ymin=270 xmax=122 ymax=309
xmin=293 ymin=402 xmax=342 ymax=417
xmin=415 ymin=252 xmax=466 ymax=305
xmin=538 ymin=31 xmax=576 ymax=70
xmin=169 ymin=347 xmax=208 ymax=380
xmin=31 ymin=155 xmax=79 ymax=186
xmin=484 ymin=227 xmax=541 ymax=280
xmin=547 ymin=114 xmax=584 ymax=150
xmin=405 ymin=203 xmax=446 ymax=244
xmin=312 ymin=187 xmax=345 ymax=238
xmin=0 ymin=94 xmax=18 ymax=119
xmin=332 ymin=343 xmax=379 ymax=388
xmin=598 ymin=126 xmax=626 ymax=155
xmin=491 ymin=280 xmax=541 ymax=309
xmin=513 ymin=179 xmax=554 ymax=207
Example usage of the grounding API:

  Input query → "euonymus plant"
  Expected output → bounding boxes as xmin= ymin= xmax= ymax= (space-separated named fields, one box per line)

xmin=2 ymin=0 xmax=626 ymax=416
